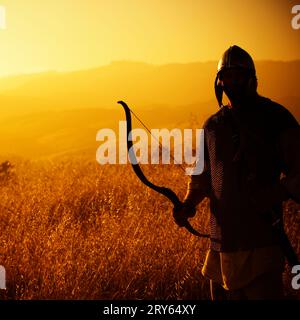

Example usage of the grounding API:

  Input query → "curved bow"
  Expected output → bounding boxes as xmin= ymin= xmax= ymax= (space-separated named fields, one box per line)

xmin=118 ymin=100 xmax=209 ymax=238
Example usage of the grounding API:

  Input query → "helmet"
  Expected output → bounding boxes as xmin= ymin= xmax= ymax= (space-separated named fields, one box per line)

xmin=215 ymin=45 xmax=257 ymax=107
xmin=217 ymin=45 xmax=256 ymax=75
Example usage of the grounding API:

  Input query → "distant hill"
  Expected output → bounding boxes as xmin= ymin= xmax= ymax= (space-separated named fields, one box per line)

xmin=0 ymin=60 xmax=298 ymax=114
xmin=0 ymin=60 xmax=298 ymax=158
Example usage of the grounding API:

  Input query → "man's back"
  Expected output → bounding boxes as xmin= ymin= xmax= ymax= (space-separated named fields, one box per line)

xmin=203 ymin=96 xmax=299 ymax=251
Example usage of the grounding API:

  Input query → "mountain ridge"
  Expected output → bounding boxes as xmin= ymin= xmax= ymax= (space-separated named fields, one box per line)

xmin=0 ymin=60 xmax=298 ymax=158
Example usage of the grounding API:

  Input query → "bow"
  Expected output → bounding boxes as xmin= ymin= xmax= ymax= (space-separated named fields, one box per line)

xmin=118 ymin=100 xmax=209 ymax=238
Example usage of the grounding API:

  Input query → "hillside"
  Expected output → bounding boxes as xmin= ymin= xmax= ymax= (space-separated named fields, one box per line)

xmin=0 ymin=60 xmax=298 ymax=158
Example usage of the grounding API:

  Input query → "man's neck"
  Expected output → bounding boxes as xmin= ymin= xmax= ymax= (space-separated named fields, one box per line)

xmin=228 ymin=93 xmax=259 ymax=110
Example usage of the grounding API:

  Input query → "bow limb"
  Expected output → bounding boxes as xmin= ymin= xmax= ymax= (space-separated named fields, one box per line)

xmin=118 ymin=100 xmax=209 ymax=239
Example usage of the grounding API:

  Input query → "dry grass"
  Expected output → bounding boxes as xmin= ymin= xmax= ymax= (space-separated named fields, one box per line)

xmin=0 ymin=157 xmax=299 ymax=300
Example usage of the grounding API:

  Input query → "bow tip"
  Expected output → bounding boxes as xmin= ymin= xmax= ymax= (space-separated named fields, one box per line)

xmin=118 ymin=100 xmax=130 ymax=110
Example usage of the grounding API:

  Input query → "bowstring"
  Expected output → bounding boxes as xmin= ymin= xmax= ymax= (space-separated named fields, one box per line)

xmin=128 ymin=108 xmax=186 ymax=173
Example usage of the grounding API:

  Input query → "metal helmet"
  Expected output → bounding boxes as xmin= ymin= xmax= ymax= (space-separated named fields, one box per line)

xmin=215 ymin=45 xmax=257 ymax=107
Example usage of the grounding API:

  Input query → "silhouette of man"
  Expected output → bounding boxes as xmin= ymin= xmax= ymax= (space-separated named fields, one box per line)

xmin=174 ymin=45 xmax=300 ymax=300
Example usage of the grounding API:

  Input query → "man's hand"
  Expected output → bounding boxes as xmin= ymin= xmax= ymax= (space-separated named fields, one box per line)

xmin=173 ymin=201 xmax=196 ymax=227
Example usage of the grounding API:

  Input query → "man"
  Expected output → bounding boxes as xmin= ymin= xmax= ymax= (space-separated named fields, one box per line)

xmin=173 ymin=45 xmax=300 ymax=300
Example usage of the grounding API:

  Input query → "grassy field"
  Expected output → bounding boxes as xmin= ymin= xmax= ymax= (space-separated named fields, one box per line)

xmin=0 ymin=157 xmax=299 ymax=300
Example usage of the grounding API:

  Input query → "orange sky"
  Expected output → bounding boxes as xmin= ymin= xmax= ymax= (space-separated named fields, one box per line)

xmin=0 ymin=0 xmax=299 ymax=76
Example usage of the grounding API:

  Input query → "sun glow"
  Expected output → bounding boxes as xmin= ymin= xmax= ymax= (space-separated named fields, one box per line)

xmin=0 ymin=0 xmax=299 ymax=76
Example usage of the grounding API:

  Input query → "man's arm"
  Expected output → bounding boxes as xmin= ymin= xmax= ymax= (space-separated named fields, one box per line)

xmin=183 ymin=165 xmax=211 ymax=207
xmin=280 ymin=126 xmax=300 ymax=203
xmin=250 ymin=108 xmax=300 ymax=213
xmin=173 ymin=160 xmax=211 ymax=227
xmin=173 ymin=123 xmax=211 ymax=227
xmin=183 ymin=126 xmax=211 ymax=208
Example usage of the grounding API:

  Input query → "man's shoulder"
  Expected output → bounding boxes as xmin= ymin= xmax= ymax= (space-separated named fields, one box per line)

xmin=203 ymin=107 xmax=226 ymax=130
xmin=203 ymin=97 xmax=299 ymax=130
xmin=258 ymin=96 xmax=299 ymax=128
xmin=258 ymin=96 xmax=288 ymax=114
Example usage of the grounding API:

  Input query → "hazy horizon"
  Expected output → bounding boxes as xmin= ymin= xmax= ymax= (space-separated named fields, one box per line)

xmin=1 ymin=58 xmax=300 ymax=79
xmin=0 ymin=59 xmax=299 ymax=158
